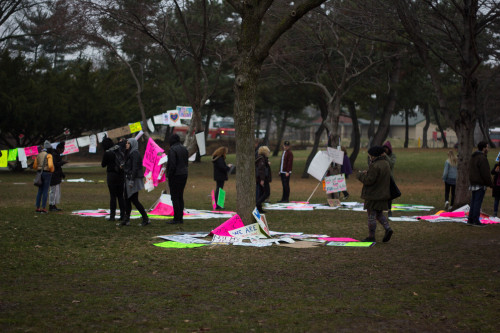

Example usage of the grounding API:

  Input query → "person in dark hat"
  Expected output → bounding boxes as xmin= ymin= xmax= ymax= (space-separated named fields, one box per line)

xmin=356 ymin=146 xmax=393 ymax=242
xmin=166 ymin=134 xmax=189 ymax=224
xmin=278 ymin=140 xmax=293 ymax=203
xmin=48 ymin=141 xmax=67 ymax=211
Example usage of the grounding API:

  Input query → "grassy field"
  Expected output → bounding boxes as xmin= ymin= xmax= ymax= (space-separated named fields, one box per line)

xmin=1 ymin=147 xmax=499 ymax=332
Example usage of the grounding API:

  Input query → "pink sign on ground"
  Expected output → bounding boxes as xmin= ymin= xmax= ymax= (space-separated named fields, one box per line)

xmin=440 ymin=211 xmax=466 ymax=218
xmin=209 ymin=214 xmax=245 ymax=237
xmin=319 ymin=237 xmax=359 ymax=242
xmin=149 ymin=202 xmax=175 ymax=216
xmin=24 ymin=146 xmax=39 ymax=157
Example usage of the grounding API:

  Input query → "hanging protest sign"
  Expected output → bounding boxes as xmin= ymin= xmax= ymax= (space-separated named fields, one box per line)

xmin=97 ymin=132 xmax=108 ymax=143
xmin=195 ymin=131 xmax=206 ymax=156
xmin=0 ymin=151 xmax=7 ymax=167
xmin=106 ymin=125 xmax=131 ymax=139
xmin=307 ymin=151 xmax=334 ymax=181
xmin=7 ymin=149 xmax=18 ymax=161
xmin=129 ymin=122 xmax=142 ymax=133
xmin=62 ymin=139 xmax=79 ymax=155
xmin=324 ymin=174 xmax=347 ymax=193
xmin=167 ymin=111 xmax=181 ymax=126
xmin=327 ymin=147 xmax=344 ymax=165
xmin=89 ymin=135 xmax=97 ymax=153
xmin=77 ymin=136 xmax=90 ymax=147
xmin=217 ymin=188 xmax=226 ymax=208
xmin=177 ymin=106 xmax=193 ymax=119
xmin=153 ymin=114 xmax=164 ymax=125
xmin=17 ymin=148 xmax=27 ymax=168
xmin=24 ymin=146 xmax=39 ymax=157
xmin=147 ymin=119 xmax=155 ymax=133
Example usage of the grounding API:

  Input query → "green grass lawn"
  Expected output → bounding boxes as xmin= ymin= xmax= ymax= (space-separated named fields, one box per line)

xmin=1 ymin=147 xmax=499 ymax=332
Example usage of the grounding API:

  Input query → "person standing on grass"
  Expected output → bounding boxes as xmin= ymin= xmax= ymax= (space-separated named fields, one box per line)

xmin=442 ymin=150 xmax=457 ymax=211
xmin=212 ymin=146 xmax=232 ymax=209
xmin=255 ymin=146 xmax=272 ymax=213
xmin=166 ymin=134 xmax=189 ymax=224
xmin=101 ymin=137 xmax=126 ymax=222
xmin=340 ymin=146 xmax=352 ymax=200
xmin=121 ymin=138 xmax=150 ymax=227
xmin=383 ymin=141 xmax=396 ymax=216
xmin=356 ymin=146 xmax=393 ymax=243
xmin=491 ymin=161 xmax=500 ymax=218
xmin=278 ymin=140 xmax=293 ymax=203
xmin=48 ymin=142 xmax=67 ymax=212
xmin=34 ymin=140 xmax=55 ymax=214
xmin=467 ymin=141 xmax=493 ymax=226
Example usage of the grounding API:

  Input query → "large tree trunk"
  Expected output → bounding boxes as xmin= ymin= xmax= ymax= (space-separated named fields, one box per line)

xmin=324 ymin=96 xmax=342 ymax=147
xmin=371 ymin=57 xmax=402 ymax=147
xmin=303 ymin=96 xmax=329 ymax=177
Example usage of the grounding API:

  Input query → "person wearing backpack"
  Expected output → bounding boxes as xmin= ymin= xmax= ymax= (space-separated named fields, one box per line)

xmin=101 ymin=137 xmax=126 ymax=222
xmin=33 ymin=140 xmax=55 ymax=214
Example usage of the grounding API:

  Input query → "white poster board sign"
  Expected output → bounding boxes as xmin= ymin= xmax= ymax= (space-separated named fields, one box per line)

xmin=327 ymin=147 xmax=344 ymax=165
xmin=195 ymin=132 xmax=206 ymax=156
xmin=307 ymin=151 xmax=334 ymax=181
xmin=324 ymin=174 xmax=347 ymax=193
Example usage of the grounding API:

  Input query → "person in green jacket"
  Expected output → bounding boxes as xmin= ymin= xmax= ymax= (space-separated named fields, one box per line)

xmin=357 ymin=146 xmax=393 ymax=243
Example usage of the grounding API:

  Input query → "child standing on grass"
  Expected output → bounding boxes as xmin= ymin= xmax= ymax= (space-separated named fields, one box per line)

xmin=491 ymin=161 xmax=500 ymax=217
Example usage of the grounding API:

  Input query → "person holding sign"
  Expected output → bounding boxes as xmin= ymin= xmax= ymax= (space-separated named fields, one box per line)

xmin=121 ymin=138 xmax=150 ymax=226
xmin=212 ymin=146 xmax=232 ymax=209
xmin=33 ymin=141 xmax=55 ymax=214
xmin=278 ymin=140 xmax=293 ymax=203
xmin=166 ymin=134 xmax=189 ymax=224
xmin=255 ymin=146 xmax=272 ymax=213
xmin=356 ymin=146 xmax=393 ymax=243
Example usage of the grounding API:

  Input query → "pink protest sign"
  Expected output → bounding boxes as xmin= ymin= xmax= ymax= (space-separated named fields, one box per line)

xmin=143 ymin=138 xmax=164 ymax=171
xmin=439 ymin=211 xmax=466 ymax=218
xmin=211 ymin=190 xmax=216 ymax=210
xmin=149 ymin=202 xmax=174 ymax=216
xmin=209 ymin=214 xmax=245 ymax=237
xmin=24 ymin=146 xmax=39 ymax=157
xmin=62 ymin=139 xmax=79 ymax=155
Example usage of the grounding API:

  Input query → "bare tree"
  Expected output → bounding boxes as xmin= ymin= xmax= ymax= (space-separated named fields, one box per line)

xmin=225 ymin=0 xmax=327 ymax=223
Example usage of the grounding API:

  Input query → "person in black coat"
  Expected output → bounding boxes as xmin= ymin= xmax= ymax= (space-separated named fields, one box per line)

xmin=166 ymin=134 xmax=189 ymax=224
xmin=492 ymin=162 xmax=500 ymax=217
xmin=255 ymin=146 xmax=272 ymax=213
xmin=48 ymin=142 xmax=67 ymax=211
xmin=212 ymin=146 xmax=232 ymax=209
xmin=101 ymin=137 xmax=126 ymax=222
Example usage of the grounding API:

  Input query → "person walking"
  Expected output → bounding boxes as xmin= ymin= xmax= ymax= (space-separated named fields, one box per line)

xmin=101 ymin=137 xmax=126 ymax=222
xmin=356 ymin=146 xmax=393 ymax=242
xmin=491 ymin=161 xmax=500 ymax=218
xmin=34 ymin=140 xmax=55 ymax=214
xmin=212 ymin=146 xmax=232 ymax=209
xmin=340 ymin=146 xmax=352 ymax=200
xmin=383 ymin=141 xmax=396 ymax=216
xmin=48 ymin=142 xmax=66 ymax=212
xmin=166 ymin=134 xmax=189 ymax=224
xmin=442 ymin=150 xmax=458 ymax=211
xmin=255 ymin=146 xmax=272 ymax=213
xmin=278 ymin=140 xmax=293 ymax=203
xmin=121 ymin=138 xmax=150 ymax=226
xmin=467 ymin=141 xmax=493 ymax=226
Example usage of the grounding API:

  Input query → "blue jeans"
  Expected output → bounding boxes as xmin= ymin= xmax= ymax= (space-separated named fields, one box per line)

xmin=468 ymin=188 xmax=486 ymax=224
xmin=35 ymin=172 xmax=52 ymax=209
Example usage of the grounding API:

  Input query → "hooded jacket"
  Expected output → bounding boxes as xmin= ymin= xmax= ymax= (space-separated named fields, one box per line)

xmin=124 ymin=138 xmax=143 ymax=180
xmin=357 ymin=156 xmax=391 ymax=210
xmin=469 ymin=150 xmax=492 ymax=187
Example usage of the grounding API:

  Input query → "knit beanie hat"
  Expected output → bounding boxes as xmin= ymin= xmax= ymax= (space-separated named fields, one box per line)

xmin=368 ymin=146 xmax=385 ymax=157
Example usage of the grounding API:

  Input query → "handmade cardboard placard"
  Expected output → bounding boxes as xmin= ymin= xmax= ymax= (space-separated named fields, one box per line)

xmin=209 ymin=214 xmax=245 ymax=237
xmin=252 ymin=208 xmax=271 ymax=238
xmin=97 ymin=131 xmax=108 ymax=143
xmin=307 ymin=151 xmax=334 ymax=181
xmin=327 ymin=198 xmax=341 ymax=207
xmin=211 ymin=190 xmax=216 ymax=210
xmin=106 ymin=125 xmax=131 ymax=139
xmin=62 ymin=139 xmax=79 ymax=155
xmin=76 ymin=136 xmax=90 ymax=147
xmin=228 ymin=223 xmax=263 ymax=238
xmin=195 ymin=131 xmax=206 ymax=156
xmin=177 ymin=106 xmax=193 ymax=119
xmin=327 ymin=147 xmax=344 ymax=165
xmin=24 ymin=146 xmax=39 ymax=157
xmin=129 ymin=122 xmax=142 ymax=133
xmin=167 ymin=111 xmax=181 ymax=126
xmin=217 ymin=188 xmax=226 ymax=208
xmin=325 ymin=174 xmax=347 ymax=193
xmin=0 ymin=151 xmax=7 ymax=167
xmin=7 ymin=149 xmax=18 ymax=161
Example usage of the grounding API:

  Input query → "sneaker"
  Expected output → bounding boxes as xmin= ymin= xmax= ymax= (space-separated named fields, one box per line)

xmin=467 ymin=221 xmax=485 ymax=227
xmin=362 ymin=237 xmax=376 ymax=242
xmin=53 ymin=206 xmax=62 ymax=211
xmin=36 ymin=208 xmax=41 ymax=213
xmin=40 ymin=209 xmax=48 ymax=214
xmin=383 ymin=229 xmax=393 ymax=242
xmin=444 ymin=201 xmax=449 ymax=210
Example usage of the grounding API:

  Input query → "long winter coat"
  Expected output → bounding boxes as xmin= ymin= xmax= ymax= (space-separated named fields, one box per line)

xmin=48 ymin=148 xmax=65 ymax=186
xmin=491 ymin=163 xmax=500 ymax=198
xmin=469 ymin=151 xmax=492 ymax=187
xmin=213 ymin=156 xmax=230 ymax=182
xmin=124 ymin=140 xmax=144 ymax=198
xmin=356 ymin=156 xmax=391 ymax=211
xmin=256 ymin=155 xmax=272 ymax=183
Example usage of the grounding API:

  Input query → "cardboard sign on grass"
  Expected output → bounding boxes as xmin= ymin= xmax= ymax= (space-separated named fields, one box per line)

xmin=228 ymin=223 xmax=264 ymax=238
xmin=252 ymin=208 xmax=271 ymax=238
xmin=209 ymin=214 xmax=245 ymax=237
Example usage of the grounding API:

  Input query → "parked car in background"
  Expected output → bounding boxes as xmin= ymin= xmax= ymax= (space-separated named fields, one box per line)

xmin=490 ymin=127 xmax=500 ymax=146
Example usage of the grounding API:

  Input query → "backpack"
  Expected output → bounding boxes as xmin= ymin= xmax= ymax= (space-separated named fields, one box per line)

xmin=108 ymin=145 xmax=125 ymax=174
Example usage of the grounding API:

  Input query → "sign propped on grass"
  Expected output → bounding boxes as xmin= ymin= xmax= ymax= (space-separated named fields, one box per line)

xmin=217 ymin=188 xmax=226 ymax=208
xmin=154 ymin=241 xmax=207 ymax=249
xmin=326 ymin=241 xmax=375 ymax=247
